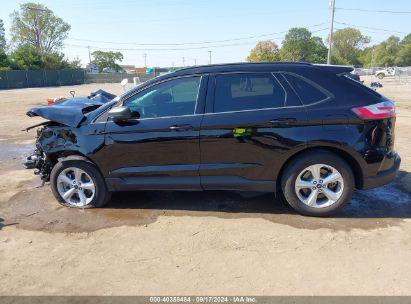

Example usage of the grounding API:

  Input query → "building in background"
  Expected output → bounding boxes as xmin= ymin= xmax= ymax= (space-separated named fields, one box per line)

xmin=119 ymin=65 xmax=136 ymax=73
xmin=86 ymin=63 xmax=99 ymax=73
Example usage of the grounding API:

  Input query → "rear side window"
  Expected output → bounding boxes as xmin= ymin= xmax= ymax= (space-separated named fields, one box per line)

xmin=341 ymin=74 xmax=382 ymax=98
xmin=213 ymin=73 xmax=286 ymax=112
xmin=283 ymin=73 xmax=329 ymax=105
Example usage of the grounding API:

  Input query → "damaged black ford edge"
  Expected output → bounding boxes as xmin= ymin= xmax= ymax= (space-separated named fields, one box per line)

xmin=24 ymin=62 xmax=401 ymax=216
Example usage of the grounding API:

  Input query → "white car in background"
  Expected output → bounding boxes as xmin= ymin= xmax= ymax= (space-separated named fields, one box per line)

xmin=375 ymin=67 xmax=396 ymax=79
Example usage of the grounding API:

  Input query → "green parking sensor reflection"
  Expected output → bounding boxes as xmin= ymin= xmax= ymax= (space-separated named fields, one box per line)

xmin=233 ymin=127 xmax=252 ymax=137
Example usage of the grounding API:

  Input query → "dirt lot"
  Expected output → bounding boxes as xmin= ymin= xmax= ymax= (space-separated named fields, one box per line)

xmin=0 ymin=80 xmax=411 ymax=295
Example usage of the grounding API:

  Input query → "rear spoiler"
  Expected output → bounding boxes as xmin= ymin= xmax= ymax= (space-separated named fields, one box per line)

xmin=313 ymin=64 xmax=354 ymax=75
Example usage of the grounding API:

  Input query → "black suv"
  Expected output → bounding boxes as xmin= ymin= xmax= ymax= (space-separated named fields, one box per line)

xmin=24 ymin=62 xmax=400 ymax=216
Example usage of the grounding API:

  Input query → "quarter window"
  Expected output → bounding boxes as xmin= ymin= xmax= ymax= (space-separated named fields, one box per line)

xmin=213 ymin=73 xmax=286 ymax=113
xmin=124 ymin=77 xmax=200 ymax=119
xmin=283 ymin=73 xmax=328 ymax=105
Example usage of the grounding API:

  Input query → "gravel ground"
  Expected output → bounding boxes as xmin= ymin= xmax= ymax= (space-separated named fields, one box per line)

xmin=0 ymin=80 xmax=410 ymax=295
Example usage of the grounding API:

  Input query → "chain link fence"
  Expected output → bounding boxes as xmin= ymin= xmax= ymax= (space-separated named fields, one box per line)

xmin=84 ymin=72 xmax=154 ymax=84
xmin=0 ymin=70 xmax=86 ymax=90
xmin=354 ymin=66 xmax=411 ymax=84
xmin=0 ymin=70 xmax=158 ymax=90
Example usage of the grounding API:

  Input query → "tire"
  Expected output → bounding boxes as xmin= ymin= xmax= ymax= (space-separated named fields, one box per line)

xmin=50 ymin=158 xmax=111 ymax=208
xmin=377 ymin=73 xmax=384 ymax=79
xmin=281 ymin=150 xmax=354 ymax=216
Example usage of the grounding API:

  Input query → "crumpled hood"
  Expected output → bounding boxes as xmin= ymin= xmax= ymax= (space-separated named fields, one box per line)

xmin=26 ymin=90 xmax=116 ymax=127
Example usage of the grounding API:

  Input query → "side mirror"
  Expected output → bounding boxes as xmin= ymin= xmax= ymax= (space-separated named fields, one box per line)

xmin=108 ymin=106 xmax=132 ymax=122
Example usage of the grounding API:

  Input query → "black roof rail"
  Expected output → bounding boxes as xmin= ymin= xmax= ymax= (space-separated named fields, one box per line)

xmin=313 ymin=64 xmax=353 ymax=74
xmin=174 ymin=61 xmax=313 ymax=73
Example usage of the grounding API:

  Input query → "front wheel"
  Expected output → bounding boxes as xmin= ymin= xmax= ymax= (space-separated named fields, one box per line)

xmin=50 ymin=158 xmax=111 ymax=208
xmin=281 ymin=151 xmax=354 ymax=216
xmin=377 ymin=73 xmax=384 ymax=79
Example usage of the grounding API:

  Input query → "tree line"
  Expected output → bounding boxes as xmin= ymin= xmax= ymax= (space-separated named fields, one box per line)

xmin=0 ymin=3 xmax=82 ymax=70
xmin=247 ymin=27 xmax=411 ymax=67
xmin=1 ymin=3 xmax=411 ymax=71
xmin=0 ymin=2 xmax=125 ymax=72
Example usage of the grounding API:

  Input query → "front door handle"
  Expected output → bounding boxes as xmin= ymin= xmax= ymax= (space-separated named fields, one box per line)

xmin=169 ymin=124 xmax=193 ymax=131
xmin=269 ymin=118 xmax=296 ymax=125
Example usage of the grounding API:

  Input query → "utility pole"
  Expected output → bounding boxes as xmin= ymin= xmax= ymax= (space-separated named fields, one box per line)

xmin=143 ymin=53 xmax=147 ymax=67
xmin=208 ymin=51 xmax=212 ymax=65
xmin=88 ymin=46 xmax=91 ymax=64
xmin=370 ymin=46 xmax=376 ymax=77
xmin=194 ymin=58 xmax=197 ymax=66
xmin=182 ymin=57 xmax=185 ymax=66
xmin=327 ymin=0 xmax=336 ymax=65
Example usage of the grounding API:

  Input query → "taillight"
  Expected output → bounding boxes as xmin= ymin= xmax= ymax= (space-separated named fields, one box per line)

xmin=352 ymin=101 xmax=396 ymax=120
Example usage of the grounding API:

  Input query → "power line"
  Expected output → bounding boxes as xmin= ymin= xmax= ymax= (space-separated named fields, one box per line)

xmin=64 ymin=27 xmax=331 ymax=52
xmin=336 ymin=7 xmax=411 ymax=14
xmin=66 ymin=22 xmax=329 ymax=46
xmin=59 ymin=4 xmax=327 ymax=25
xmin=64 ymin=39 xmax=266 ymax=51
xmin=64 ymin=40 xmax=278 ymax=51
xmin=334 ymin=21 xmax=406 ymax=34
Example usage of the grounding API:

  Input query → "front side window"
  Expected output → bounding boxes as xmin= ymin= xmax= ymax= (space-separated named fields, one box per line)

xmin=213 ymin=73 xmax=286 ymax=113
xmin=123 ymin=76 xmax=200 ymax=119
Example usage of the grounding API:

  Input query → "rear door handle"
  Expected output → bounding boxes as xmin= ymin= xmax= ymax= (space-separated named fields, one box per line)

xmin=169 ymin=124 xmax=193 ymax=131
xmin=269 ymin=118 xmax=296 ymax=125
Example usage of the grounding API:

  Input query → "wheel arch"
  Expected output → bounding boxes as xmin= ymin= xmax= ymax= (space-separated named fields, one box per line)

xmin=277 ymin=146 xmax=364 ymax=192
xmin=49 ymin=152 xmax=111 ymax=208
xmin=47 ymin=150 xmax=106 ymax=180
xmin=48 ymin=150 xmax=91 ymax=165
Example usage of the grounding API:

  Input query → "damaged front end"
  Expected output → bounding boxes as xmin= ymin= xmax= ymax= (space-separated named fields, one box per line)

xmin=24 ymin=122 xmax=80 ymax=182
xmin=23 ymin=89 xmax=116 ymax=182
xmin=23 ymin=126 xmax=54 ymax=182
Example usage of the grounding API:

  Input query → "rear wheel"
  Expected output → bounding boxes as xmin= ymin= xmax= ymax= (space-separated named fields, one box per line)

xmin=377 ymin=73 xmax=384 ymax=79
xmin=50 ymin=158 xmax=111 ymax=208
xmin=281 ymin=151 xmax=354 ymax=216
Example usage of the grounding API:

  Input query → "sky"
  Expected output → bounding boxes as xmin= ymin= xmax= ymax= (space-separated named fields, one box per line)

xmin=1 ymin=0 xmax=410 ymax=67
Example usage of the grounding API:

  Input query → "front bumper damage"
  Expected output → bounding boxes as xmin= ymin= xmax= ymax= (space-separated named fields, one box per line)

xmin=24 ymin=147 xmax=52 ymax=182
xmin=23 ymin=127 xmax=53 ymax=182
xmin=23 ymin=153 xmax=40 ymax=169
xmin=23 ymin=89 xmax=116 ymax=182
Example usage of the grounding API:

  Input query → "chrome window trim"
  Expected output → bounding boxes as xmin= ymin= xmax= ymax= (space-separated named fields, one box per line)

xmin=96 ymin=70 xmax=334 ymax=124
xmin=203 ymin=105 xmax=304 ymax=116
xmin=126 ymin=113 xmax=202 ymax=121
xmin=271 ymin=72 xmax=288 ymax=106
xmin=104 ymin=105 xmax=307 ymax=123
xmin=280 ymin=71 xmax=334 ymax=106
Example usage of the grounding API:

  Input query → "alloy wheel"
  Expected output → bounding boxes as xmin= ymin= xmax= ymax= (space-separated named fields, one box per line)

xmin=294 ymin=164 xmax=344 ymax=208
xmin=56 ymin=167 xmax=96 ymax=207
